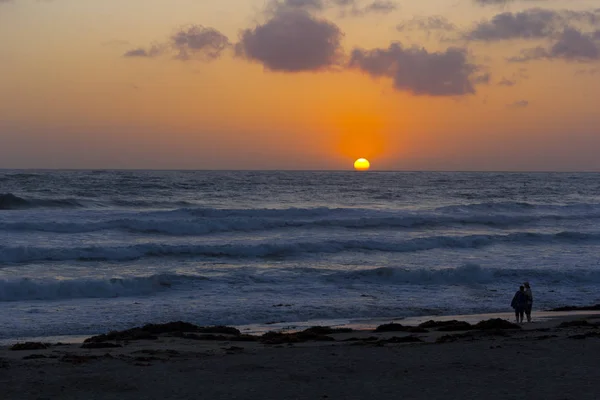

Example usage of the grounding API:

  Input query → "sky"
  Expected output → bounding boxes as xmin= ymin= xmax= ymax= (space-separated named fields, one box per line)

xmin=1 ymin=0 xmax=600 ymax=171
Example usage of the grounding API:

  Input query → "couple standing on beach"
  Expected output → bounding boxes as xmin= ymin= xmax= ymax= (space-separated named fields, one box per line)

xmin=511 ymin=282 xmax=533 ymax=323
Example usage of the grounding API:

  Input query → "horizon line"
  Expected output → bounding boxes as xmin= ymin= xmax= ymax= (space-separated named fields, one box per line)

xmin=2 ymin=168 xmax=600 ymax=174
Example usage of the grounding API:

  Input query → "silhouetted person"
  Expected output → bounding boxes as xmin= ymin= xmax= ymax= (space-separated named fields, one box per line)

xmin=511 ymin=285 xmax=527 ymax=323
xmin=524 ymin=282 xmax=533 ymax=322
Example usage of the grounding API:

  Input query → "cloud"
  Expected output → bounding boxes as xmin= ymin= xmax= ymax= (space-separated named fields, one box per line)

xmin=124 ymin=26 xmax=230 ymax=61
xmin=267 ymin=0 xmax=398 ymax=16
xmin=123 ymin=45 xmax=164 ymax=58
xmin=267 ymin=0 xmax=326 ymax=13
xmin=474 ymin=0 xmax=545 ymax=6
xmin=171 ymin=25 xmax=230 ymax=61
xmin=509 ymin=28 xmax=600 ymax=62
xmin=397 ymin=16 xmax=457 ymax=33
xmin=352 ymin=1 xmax=398 ymax=16
xmin=349 ymin=43 xmax=484 ymax=96
xmin=283 ymin=0 xmax=325 ymax=9
xmin=464 ymin=8 xmax=600 ymax=43
xmin=507 ymin=100 xmax=529 ymax=108
xmin=235 ymin=9 xmax=344 ymax=72
xmin=498 ymin=77 xmax=517 ymax=86
xmin=464 ymin=9 xmax=565 ymax=41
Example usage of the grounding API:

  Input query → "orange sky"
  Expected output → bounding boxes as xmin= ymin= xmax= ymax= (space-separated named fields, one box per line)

xmin=1 ymin=0 xmax=600 ymax=170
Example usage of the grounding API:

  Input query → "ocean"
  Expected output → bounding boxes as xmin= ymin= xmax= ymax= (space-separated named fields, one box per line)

xmin=1 ymin=170 xmax=600 ymax=340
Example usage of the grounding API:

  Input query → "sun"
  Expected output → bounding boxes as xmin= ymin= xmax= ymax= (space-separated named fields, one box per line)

xmin=354 ymin=158 xmax=370 ymax=171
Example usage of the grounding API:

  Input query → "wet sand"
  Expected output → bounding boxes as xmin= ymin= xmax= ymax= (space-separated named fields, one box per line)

xmin=1 ymin=312 xmax=600 ymax=400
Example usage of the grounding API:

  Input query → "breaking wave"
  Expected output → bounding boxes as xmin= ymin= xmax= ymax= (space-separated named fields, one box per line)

xmin=4 ymin=264 xmax=600 ymax=302
xmin=1 ymin=231 xmax=598 ymax=264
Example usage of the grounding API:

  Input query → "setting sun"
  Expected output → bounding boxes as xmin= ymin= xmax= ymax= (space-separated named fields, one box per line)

xmin=354 ymin=158 xmax=370 ymax=171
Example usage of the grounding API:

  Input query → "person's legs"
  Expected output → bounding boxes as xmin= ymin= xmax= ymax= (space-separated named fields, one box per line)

xmin=525 ymin=304 xmax=532 ymax=322
xmin=514 ymin=310 xmax=519 ymax=322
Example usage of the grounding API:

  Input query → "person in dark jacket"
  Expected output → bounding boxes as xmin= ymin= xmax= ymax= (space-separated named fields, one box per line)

xmin=511 ymin=285 xmax=527 ymax=323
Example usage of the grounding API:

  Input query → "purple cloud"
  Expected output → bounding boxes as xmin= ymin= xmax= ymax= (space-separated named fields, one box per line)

xmin=474 ymin=0 xmax=546 ymax=6
xmin=123 ymin=26 xmax=230 ymax=61
xmin=509 ymin=28 xmax=600 ymax=62
xmin=397 ymin=16 xmax=456 ymax=33
xmin=349 ymin=43 xmax=483 ymax=96
xmin=171 ymin=25 xmax=230 ymax=61
xmin=236 ymin=9 xmax=344 ymax=72
xmin=123 ymin=45 xmax=164 ymax=58
xmin=353 ymin=1 xmax=398 ymax=16
xmin=465 ymin=9 xmax=563 ymax=41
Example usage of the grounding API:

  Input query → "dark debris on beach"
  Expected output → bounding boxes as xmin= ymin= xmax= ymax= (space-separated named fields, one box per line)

xmin=84 ymin=322 xmax=242 ymax=343
xmin=375 ymin=323 xmax=429 ymax=333
xmin=78 ymin=319 xmax=523 ymax=348
xmin=10 ymin=342 xmax=50 ymax=351
xmin=82 ymin=322 xmax=356 ymax=345
xmin=557 ymin=320 xmax=598 ymax=328
xmin=549 ymin=304 xmax=600 ymax=312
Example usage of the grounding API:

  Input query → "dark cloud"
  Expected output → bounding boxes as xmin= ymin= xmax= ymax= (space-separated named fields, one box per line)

xmin=236 ymin=9 xmax=344 ymax=72
xmin=464 ymin=8 xmax=600 ymax=43
xmin=464 ymin=8 xmax=563 ymax=41
xmin=124 ymin=26 xmax=229 ymax=61
xmin=267 ymin=0 xmax=398 ymax=16
xmin=549 ymin=28 xmax=599 ymax=60
xmin=509 ymin=28 xmax=600 ymax=62
xmin=171 ymin=25 xmax=230 ymax=61
xmin=349 ymin=43 xmax=483 ymax=96
xmin=283 ymin=0 xmax=325 ymax=9
xmin=507 ymin=100 xmax=529 ymax=108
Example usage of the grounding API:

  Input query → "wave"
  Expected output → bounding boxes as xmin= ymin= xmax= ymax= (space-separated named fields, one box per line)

xmin=0 ymin=193 xmax=83 ymax=210
xmin=4 ymin=203 xmax=600 ymax=235
xmin=323 ymin=264 xmax=600 ymax=285
xmin=0 ymin=273 xmax=208 ymax=302
xmin=4 ymin=264 xmax=600 ymax=302
xmin=436 ymin=201 xmax=600 ymax=214
xmin=1 ymin=231 xmax=599 ymax=264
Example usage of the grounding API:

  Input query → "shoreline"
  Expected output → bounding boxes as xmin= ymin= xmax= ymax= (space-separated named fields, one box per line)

xmin=2 ymin=311 xmax=600 ymax=399
xmin=3 ymin=309 xmax=600 ymax=346
xmin=4 ymin=309 xmax=600 ymax=346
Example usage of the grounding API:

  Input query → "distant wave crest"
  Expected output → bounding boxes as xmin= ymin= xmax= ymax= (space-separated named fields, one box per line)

xmin=0 ymin=274 xmax=207 ymax=302
xmin=0 ymin=193 xmax=83 ymax=210
xmin=4 ymin=202 xmax=600 ymax=234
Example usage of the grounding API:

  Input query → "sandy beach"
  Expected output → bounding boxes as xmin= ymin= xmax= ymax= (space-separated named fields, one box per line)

xmin=2 ymin=312 xmax=600 ymax=400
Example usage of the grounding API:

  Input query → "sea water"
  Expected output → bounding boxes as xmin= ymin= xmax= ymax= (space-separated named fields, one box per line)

xmin=1 ymin=170 xmax=599 ymax=339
